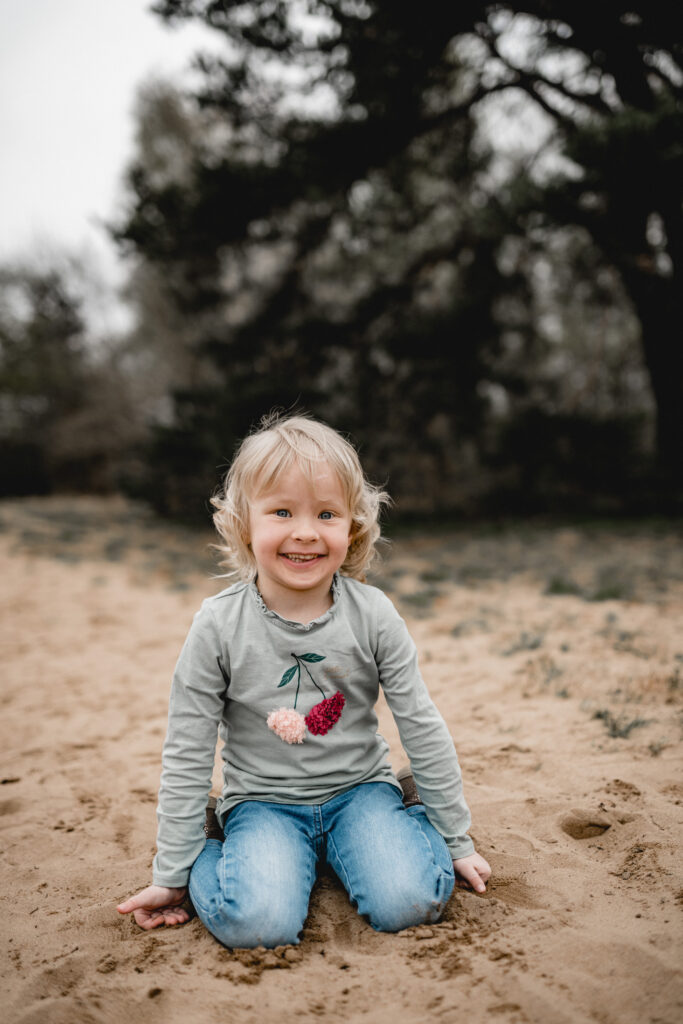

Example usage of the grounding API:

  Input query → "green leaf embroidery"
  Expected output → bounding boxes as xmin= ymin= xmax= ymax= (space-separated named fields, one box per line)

xmin=276 ymin=653 xmax=327 ymax=706
xmin=278 ymin=665 xmax=298 ymax=687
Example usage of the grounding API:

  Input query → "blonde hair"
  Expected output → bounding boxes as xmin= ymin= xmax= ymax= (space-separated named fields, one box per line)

xmin=211 ymin=413 xmax=389 ymax=582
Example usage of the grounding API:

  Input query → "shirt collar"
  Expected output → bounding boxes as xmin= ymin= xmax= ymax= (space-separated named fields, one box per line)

xmin=250 ymin=573 xmax=341 ymax=631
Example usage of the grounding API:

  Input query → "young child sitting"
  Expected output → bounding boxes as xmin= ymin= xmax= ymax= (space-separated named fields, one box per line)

xmin=117 ymin=413 xmax=490 ymax=947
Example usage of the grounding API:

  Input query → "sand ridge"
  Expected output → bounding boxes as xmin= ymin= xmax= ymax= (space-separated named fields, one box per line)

xmin=1 ymin=498 xmax=682 ymax=1024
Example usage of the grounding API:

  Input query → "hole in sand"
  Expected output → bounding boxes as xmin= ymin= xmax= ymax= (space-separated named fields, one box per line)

xmin=560 ymin=811 xmax=611 ymax=840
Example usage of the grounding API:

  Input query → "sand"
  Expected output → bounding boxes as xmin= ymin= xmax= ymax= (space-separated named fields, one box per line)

xmin=1 ymin=496 xmax=682 ymax=1024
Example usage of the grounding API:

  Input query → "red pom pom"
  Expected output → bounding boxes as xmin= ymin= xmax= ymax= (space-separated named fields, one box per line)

xmin=305 ymin=691 xmax=345 ymax=736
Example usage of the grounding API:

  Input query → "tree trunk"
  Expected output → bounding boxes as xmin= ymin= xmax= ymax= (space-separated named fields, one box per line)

xmin=622 ymin=262 xmax=683 ymax=479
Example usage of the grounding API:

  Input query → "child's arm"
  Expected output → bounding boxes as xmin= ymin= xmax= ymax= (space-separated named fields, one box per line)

xmin=374 ymin=591 xmax=486 ymax=871
xmin=125 ymin=601 xmax=229 ymax=916
xmin=117 ymin=885 xmax=189 ymax=929
xmin=153 ymin=602 xmax=230 ymax=888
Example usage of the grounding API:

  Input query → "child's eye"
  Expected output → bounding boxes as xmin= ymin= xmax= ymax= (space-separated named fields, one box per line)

xmin=274 ymin=509 xmax=290 ymax=518
xmin=319 ymin=511 xmax=334 ymax=520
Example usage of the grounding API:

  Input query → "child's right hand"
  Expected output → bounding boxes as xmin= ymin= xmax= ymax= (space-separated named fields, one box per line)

xmin=117 ymin=885 xmax=189 ymax=930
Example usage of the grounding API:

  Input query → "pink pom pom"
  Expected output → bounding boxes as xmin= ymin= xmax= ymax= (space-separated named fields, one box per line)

xmin=267 ymin=707 xmax=307 ymax=744
xmin=305 ymin=691 xmax=346 ymax=736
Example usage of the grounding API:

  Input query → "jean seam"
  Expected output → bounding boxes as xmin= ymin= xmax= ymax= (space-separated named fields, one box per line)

xmin=326 ymin=831 xmax=357 ymax=907
xmin=407 ymin=807 xmax=455 ymax=905
xmin=188 ymin=842 xmax=223 ymax=921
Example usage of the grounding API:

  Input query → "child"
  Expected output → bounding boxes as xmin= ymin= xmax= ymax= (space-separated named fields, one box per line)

xmin=117 ymin=414 xmax=490 ymax=947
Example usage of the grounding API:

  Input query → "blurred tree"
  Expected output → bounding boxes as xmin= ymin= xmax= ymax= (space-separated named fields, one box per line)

xmin=117 ymin=2 xmax=520 ymax=514
xmin=472 ymin=2 xmax=682 ymax=482
xmin=0 ymin=260 xmax=143 ymax=495
xmin=117 ymin=1 xmax=680 ymax=517
xmin=0 ymin=265 xmax=85 ymax=493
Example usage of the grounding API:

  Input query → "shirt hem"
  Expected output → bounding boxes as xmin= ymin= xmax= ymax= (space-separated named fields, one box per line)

xmin=217 ymin=774 xmax=402 ymax=824
xmin=447 ymin=837 xmax=476 ymax=860
xmin=152 ymin=872 xmax=191 ymax=889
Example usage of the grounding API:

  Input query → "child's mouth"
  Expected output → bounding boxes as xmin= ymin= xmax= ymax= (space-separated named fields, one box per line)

xmin=281 ymin=554 xmax=323 ymax=563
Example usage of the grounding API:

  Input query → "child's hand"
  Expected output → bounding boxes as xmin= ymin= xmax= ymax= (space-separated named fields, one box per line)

xmin=452 ymin=852 xmax=491 ymax=894
xmin=117 ymin=885 xmax=189 ymax=930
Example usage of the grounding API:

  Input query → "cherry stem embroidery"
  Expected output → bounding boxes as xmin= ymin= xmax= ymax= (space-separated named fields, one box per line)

xmin=276 ymin=653 xmax=328 ymax=708
xmin=292 ymin=654 xmax=327 ymax=702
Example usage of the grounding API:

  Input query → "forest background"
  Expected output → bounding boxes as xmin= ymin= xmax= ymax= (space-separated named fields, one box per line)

xmin=1 ymin=0 xmax=681 ymax=523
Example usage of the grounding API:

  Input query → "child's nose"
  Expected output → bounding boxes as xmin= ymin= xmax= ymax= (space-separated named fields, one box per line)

xmin=293 ymin=516 xmax=319 ymax=541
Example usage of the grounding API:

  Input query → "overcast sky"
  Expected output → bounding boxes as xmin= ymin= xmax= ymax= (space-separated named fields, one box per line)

xmin=0 ymin=0 xmax=222 ymax=285
xmin=0 ymin=1 xmax=552 ymax=328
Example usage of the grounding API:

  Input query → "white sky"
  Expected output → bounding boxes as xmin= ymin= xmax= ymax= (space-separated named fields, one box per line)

xmin=0 ymin=1 xmax=553 ymax=332
xmin=0 ymin=0 xmax=223 ymax=287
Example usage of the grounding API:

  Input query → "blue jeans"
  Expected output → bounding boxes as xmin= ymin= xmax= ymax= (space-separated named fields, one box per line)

xmin=188 ymin=781 xmax=454 ymax=949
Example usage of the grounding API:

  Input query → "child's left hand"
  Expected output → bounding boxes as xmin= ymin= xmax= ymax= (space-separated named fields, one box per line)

xmin=453 ymin=852 xmax=491 ymax=894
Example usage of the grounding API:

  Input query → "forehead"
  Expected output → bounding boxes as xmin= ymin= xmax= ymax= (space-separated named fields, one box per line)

xmin=254 ymin=460 xmax=346 ymax=499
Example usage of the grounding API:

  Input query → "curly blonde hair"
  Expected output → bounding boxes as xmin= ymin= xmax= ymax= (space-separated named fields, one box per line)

xmin=211 ymin=413 xmax=389 ymax=582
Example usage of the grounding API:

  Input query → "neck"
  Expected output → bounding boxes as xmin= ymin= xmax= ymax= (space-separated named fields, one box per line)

xmin=256 ymin=578 xmax=334 ymax=624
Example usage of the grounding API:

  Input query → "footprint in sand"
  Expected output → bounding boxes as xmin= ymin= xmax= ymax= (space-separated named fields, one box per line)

xmin=604 ymin=778 xmax=642 ymax=801
xmin=11 ymin=954 xmax=85 ymax=1022
xmin=485 ymin=874 xmax=543 ymax=910
xmin=559 ymin=809 xmax=611 ymax=840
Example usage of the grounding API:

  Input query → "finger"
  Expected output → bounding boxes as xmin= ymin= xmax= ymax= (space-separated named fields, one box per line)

xmin=134 ymin=910 xmax=166 ymax=929
xmin=138 ymin=906 xmax=189 ymax=929
xmin=468 ymin=870 xmax=487 ymax=893
xmin=164 ymin=910 xmax=189 ymax=926
xmin=456 ymin=877 xmax=477 ymax=890
xmin=456 ymin=865 xmax=486 ymax=893
xmin=117 ymin=897 xmax=141 ymax=914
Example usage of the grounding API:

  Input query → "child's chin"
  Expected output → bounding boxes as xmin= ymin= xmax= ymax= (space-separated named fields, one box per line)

xmin=280 ymin=557 xmax=325 ymax=569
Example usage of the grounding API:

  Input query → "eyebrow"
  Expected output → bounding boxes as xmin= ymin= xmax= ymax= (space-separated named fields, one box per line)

xmin=258 ymin=493 xmax=346 ymax=506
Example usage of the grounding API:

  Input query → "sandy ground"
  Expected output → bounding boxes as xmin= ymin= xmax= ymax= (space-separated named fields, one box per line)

xmin=1 ymin=496 xmax=682 ymax=1024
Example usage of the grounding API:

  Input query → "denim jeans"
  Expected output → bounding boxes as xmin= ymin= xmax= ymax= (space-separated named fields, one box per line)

xmin=188 ymin=781 xmax=455 ymax=949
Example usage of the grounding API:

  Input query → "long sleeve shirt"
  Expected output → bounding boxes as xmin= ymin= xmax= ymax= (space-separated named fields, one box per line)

xmin=153 ymin=574 xmax=474 ymax=887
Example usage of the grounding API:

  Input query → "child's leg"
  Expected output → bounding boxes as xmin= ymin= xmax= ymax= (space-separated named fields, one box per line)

xmin=189 ymin=801 xmax=318 ymax=948
xmin=324 ymin=782 xmax=454 ymax=933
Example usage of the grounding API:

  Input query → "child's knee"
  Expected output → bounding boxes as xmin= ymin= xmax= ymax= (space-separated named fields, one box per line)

xmin=364 ymin=870 xmax=454 ymax=933
xmin=203 ymin=899 xmax=304 ymax=949
xmin=368 ymin=895 xmax=444 ymax=933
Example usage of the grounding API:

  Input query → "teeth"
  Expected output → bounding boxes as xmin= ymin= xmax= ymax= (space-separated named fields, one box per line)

xmin=285 ymin=554 xmax=319 ymax=562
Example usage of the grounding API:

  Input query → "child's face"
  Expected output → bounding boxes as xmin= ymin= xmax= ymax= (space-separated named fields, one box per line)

xmin=247 ymin=461 xmax=353 ymax=608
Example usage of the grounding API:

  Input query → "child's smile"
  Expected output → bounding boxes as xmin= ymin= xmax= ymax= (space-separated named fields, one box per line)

xmin=281 ymin=553 xmax=323 ymax=563
xmin=248 ymin=462 xmax=353 ymax=616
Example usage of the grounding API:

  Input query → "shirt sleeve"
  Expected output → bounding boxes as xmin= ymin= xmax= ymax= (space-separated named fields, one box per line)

xmin=373 ymin=592 xmax=475 ymax=860
xmin=153 ymin=601 xmax=228 ymax=887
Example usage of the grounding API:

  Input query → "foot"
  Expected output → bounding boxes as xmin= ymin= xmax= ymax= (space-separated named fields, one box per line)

xmin=396 ymin=767 xmax=422 ymax=808
xmin=204 ymin=796 xmax=224 ymax=841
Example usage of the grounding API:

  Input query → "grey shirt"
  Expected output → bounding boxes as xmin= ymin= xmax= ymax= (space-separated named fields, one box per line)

xmin=153 ymin=574 xmax=474 ymax=887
